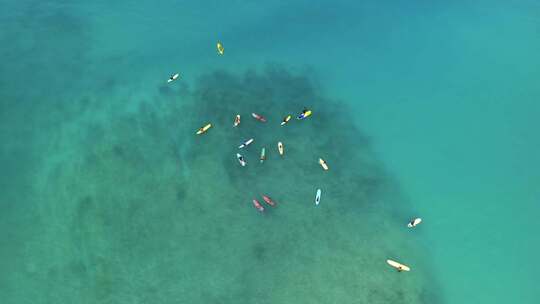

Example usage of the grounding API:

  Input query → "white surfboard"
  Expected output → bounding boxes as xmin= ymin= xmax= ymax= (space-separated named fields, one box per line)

xmin=407 ymin=218 xmax=422 ymax=228
xmin=167 ymin=73 xmax=179 ymax=83
xmin=233 ymin=114 xmax=240 ymax=127
xmin=237 ymin=153 xmax=246 ymax=166
xmin=260 ymin=147 xmax=266 ymax=163
xmin=319 ymin=158 xmax=329 ymax=170
xmin=278 ymin=142 xmax=284 ymax=156
xmin=239 ymin=138 xmax=254 ymax=149
xmin=387 ymin=259 xmax=410 ymax=272
xmin=280 ymin=115 xmax=291 ymax=126
xmin=315 ymin=189 xmax=321 ymax=205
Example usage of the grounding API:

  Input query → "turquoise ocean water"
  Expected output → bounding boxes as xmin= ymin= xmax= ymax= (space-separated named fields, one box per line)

xmin=1 ymin=1 xmax=539 ymax=303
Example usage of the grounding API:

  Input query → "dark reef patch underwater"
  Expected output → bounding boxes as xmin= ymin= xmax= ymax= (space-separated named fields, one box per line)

xmin=2 ymin=65 xmax=441 ymax=303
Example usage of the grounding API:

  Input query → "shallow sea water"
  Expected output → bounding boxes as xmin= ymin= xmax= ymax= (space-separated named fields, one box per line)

xmin=1 ymin=1 xmax=539 ymax=303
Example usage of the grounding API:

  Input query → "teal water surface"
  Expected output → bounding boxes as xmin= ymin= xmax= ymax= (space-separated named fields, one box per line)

xmin=1 ymin=1 xmax=539 ymax=303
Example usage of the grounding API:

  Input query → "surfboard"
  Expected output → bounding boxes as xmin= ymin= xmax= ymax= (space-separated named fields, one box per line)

xmin=278 ymin=142 xmax=284 ymax=156
xmin=407 ymin=218 xmax=422 ymax=228
xmin=167 ymin=73 xmax=179 ymax=83
xmin=319 ymin=158 xmax=329 ymax=170
xmin=217 ymin=42 xmax=224 ymax=55
xmin=315 ymin=189 xmax=321 ymax=205
xmin=238 ymin=138 xmax=254 ymax=149
xmin=386 ymin=259 xmax=410 ymax=272
xmin=260 ymin=147 xmax=266 ymax=163
xmin=252 ymin=199 xmax=264 ymax=212
xmin=280 ymin=115 xmax=291 ymax=126
xmin=196 ymin=123 xmax=212 ymax=135
xmin=252 ymin=112 xmax=266 ymax=122
xmin=233 ymin=114 xmax=240 ymax=127
xmin=237 ymin=153 xmax=246 ymax=166
xmin=297 ymin=110 xmax=312 ymax=120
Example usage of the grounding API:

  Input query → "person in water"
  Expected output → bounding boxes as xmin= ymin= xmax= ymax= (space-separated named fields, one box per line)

xmin=297 ymin=108 xmax=309 ymax=119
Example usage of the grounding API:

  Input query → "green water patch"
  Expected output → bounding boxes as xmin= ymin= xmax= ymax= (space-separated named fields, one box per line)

xmin=11 ymin=66 xmax=441 ymax=303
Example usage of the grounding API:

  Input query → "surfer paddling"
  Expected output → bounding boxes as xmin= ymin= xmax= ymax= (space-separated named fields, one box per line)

xmin=407 ymin=218 xmax=422 ymax=228
xmin=387 ymin=259 xmax=410 ymax=272
xmin=262 ymin=195 xmax=276 ymax=207
xmin=251 ymin=112 xmax=266 ymax=122
xmin=297 ymin=108 xmax=312 ymax=120
xmin=238 ymin=138 xmax=254 ymax=149
xmin=281 ymin=115 xmax=291 ymax=126
xmin=217 ymin=41 xmax=225 ymax=55
xmin=167 ymin=73 xmax=179 ymax=83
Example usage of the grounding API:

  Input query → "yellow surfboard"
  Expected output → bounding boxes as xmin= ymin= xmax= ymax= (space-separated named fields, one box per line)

xmin=196 ymin=123 xmax=212 ymax=135
xmin=297 ymin=109 xmax=312 ymax=120
xmin=217 ymin=42 xmax=224 ymax=55
xmin=387 ymin=259 xmax=410 ymax=272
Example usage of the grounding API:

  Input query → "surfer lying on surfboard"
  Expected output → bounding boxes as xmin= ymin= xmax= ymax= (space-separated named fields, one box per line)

xmin=237 ymin=153 xmax=246 ymax=166
xmin=260 ymin=147 xmax=266 ymax=163
xmin=281 ymin=115 xmax=291 ymax=126
xmin=238 ymin=138 xmax=254 ymax=149
xmin=196 ymin=123 xmax=212 ymax=135
xmin=252 ymin=199 xmax=264 ymax=212
xmin=252 ymin=113 xmax=266 ymax=122
xmin=387 ymin=259 xmax=410 ymax=272
xmin=167 ymin=73 xmax=179 ymax=83
xmin=217 ymin=41 xmax=224 ymax=55
xmin=262 ymin=195 xmax=276 ymax=207
xmin=408 ymin=218 xmax=422 ymax=228
xmin=297 ymin=108 xmax=312 ymax=120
